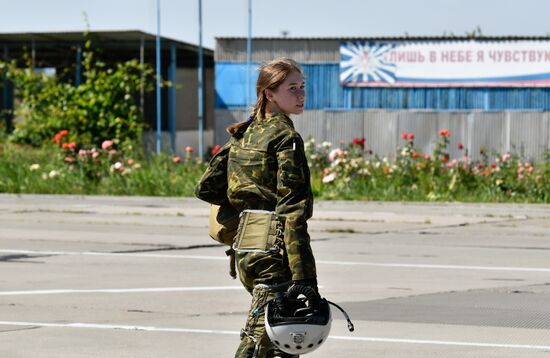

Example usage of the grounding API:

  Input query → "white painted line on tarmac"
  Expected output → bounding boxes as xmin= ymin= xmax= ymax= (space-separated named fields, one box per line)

xmin=0 ymin=286 xmax=243 ymax=296
xmin=317 ymin=260 xmax=550 ymax=273
xmin=328 ymin=335 xmax=550 ymax=350
xmin=0 ymin=321 xmax=238 ymax=336
xmin=2 ymin=248 xmax=550 ymax=273
xmin=1 ymin=320 xmax=550 ymax=351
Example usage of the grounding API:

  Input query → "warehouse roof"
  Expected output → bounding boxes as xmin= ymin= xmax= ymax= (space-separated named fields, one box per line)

xmin=0 ymin=30 xmax=213 ymax=54
xmin=216 ymin=35 xmax=550 ymax=42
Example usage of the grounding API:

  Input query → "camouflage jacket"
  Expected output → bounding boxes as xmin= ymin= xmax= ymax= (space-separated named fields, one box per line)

xmin=195 ymin=113 xmax=316 ymax=281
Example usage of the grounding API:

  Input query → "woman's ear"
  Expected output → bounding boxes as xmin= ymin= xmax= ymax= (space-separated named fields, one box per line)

xmin=264 ymin=89 xmax=274 ymax=102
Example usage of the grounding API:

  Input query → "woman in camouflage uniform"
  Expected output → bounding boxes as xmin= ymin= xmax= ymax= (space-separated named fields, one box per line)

xmin=196 ymin=58 xmax=317 ymax=358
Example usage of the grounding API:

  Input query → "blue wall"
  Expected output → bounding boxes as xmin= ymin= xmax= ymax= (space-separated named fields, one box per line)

xmin=216 ymin=62 xmax=550 ymax=111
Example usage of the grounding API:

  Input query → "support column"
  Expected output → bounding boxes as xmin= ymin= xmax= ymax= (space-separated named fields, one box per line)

xmin=168 ymin=43 xmax=176 ymax=154
xmin=2 ymin=45 xmax=13 ymax=132
xmin=198 ymin=0 xmax=204 ymax=160
xmin=140 ymin=36 xmax=145 ymax=117
xmin=75 ymin=46 xmax=82 ymax=86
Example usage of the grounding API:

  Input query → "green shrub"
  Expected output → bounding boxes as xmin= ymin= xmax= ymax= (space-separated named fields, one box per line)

xmin=0 ymin=40 xmax=155 ymax=148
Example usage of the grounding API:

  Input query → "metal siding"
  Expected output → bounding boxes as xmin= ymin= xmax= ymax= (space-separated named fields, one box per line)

xmin=364 ymin=111 xmax=399 ymax=159
xmin=216 ymin=62 xmax=550 ymax=110
xmin=509 ymin=112 xmax=550 ymax=160
xmin=213 ymin=109 xmax=247 ymax=146
xmin=324 ymin=111 xmax=365 ymax=146
xmin=467 ymin=113 xmax=508 ymax=161
xmin=216 ymin=110 xmax=550 ymax=161
xmin=398 ymin=112 xmax=440 ymax=157
xmin=216 ymin=39 xmax=340 ymax=63
xmin=293 ymin=111 xmax=326 ymax=143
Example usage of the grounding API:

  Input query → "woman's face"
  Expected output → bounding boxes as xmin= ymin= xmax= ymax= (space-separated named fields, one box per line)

xmin=265 ymin=71 xmax=306 ymax=116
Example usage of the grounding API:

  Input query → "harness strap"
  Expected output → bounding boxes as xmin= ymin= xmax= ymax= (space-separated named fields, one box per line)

xmin=225 ymin=247 xmax=237 ymax=279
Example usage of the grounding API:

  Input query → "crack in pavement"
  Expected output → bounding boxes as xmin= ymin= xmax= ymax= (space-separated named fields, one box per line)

xmin=0 ymin=254 xmax=54 ymax=263
xmin=111 ymin=244 xmax=222 ymax=254
xmin=0 ymin=325 xmax=41 ymax=334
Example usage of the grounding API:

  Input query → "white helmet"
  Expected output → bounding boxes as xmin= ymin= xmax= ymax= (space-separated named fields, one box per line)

xmin=265 ymin=285 xmax=352 ymax=355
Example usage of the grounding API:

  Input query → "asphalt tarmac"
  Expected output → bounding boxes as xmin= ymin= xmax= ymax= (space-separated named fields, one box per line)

xmin=0 ymin=194 xmax=549 ymax=357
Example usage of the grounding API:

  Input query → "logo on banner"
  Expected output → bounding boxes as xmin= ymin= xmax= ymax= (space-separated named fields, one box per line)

xmin=340 ymin=42 xmax=397 ymax=84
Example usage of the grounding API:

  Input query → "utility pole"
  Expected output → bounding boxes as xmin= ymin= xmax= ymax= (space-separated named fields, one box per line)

xmin=155 ymin=0 xmax=162 ymax=154
xmin=246 ymin=0 xmax=252 ymax=110
xmin=197 ymin=0 xmax=204 ymax=161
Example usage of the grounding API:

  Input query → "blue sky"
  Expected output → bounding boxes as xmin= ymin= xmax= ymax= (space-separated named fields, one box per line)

xmin=0 ymin=0 xmax=548 ymax=49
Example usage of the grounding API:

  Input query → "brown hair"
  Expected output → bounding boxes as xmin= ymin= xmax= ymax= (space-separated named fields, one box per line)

xmin=226 ymin=58 xmax=303 ymax=137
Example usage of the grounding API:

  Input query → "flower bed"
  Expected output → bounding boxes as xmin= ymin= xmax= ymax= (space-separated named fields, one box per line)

xmin=1 ymin=129 xmax=549 ymax=202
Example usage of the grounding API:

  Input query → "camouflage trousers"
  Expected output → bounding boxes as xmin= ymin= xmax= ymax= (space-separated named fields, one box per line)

xmin=234 ymin=248 xmax=297 ymax=358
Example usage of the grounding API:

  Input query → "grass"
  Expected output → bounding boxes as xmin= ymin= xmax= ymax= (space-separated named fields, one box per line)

xmin=0 ymin=143 xmax=204 ymax=196
xmin=1 ymin=142 xmax=549 ymax=203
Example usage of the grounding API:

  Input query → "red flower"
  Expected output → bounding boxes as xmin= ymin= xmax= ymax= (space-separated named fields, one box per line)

xmin=407 ymin=133 xmax=415 ymax=141
xmin=440 ymin=155 xmax=449 ymax=163
xmin=352 ymin=137 xmax=365 ymax=149
xmin=59 ymin=130 xmax=69 ymax=136
xmin=458 ymin=143 xmax=464 ymax=150
xmin=173 ymin=156 xmax=181 ymax=164
xmin=68 ymin=142 xmax=76 ymax=150
xmin=211 ymin=144 xmax=222 ymax=155
xmin=439 ymin=129 xmax=450 ymax=137
xmin=401 ymin=133 xmax=407 ymax=140
xmin=185 ymin=146 xmax=194 ymax=153
xmin=61 ymin=143 xmax=69 ymax=150
xmin=411 ymin=151 xmax=419 ymax=158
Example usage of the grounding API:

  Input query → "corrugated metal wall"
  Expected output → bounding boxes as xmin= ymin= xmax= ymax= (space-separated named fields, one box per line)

xmin=215 ymin=109 xmax=550 ymax=162
xmin=216 ymin=62 xmax=550 ymax=110
xmin=215 ymin=39 xmax=341 ymax=63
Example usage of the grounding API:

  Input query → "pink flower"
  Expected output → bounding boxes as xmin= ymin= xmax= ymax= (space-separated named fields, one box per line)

xmin=173 ymin=156 xmax=181 ymax=164
xmin=322 ymin=172 xmax=337 ymax=184
xmin=127 ymin=159 xmax=135 ymax=165
xmin=407 ymin=133 xmax=415 ymax=141
xmin=401 ymin=133 xmax=407 ymax=140
xmin=68 ymin=142 xmax=76 ymax=150
xmin=438 ymin=129 xmax=450 ymax=137
xmin=328 ymin=148 xmax=343 ymax=162
xmin=457 ymin=143 xmax=464 ymax=150
xmin=110 ymin=162 xmax=124 ymax=173
xmin=185 ymin=146 xmax=194 ymax=153
xmin=101 ymin=140 xmax=114 ymax=150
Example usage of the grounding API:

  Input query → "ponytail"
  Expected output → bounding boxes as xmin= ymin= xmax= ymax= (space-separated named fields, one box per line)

xmin=226 ymin=86 xmax=267 ymax=138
